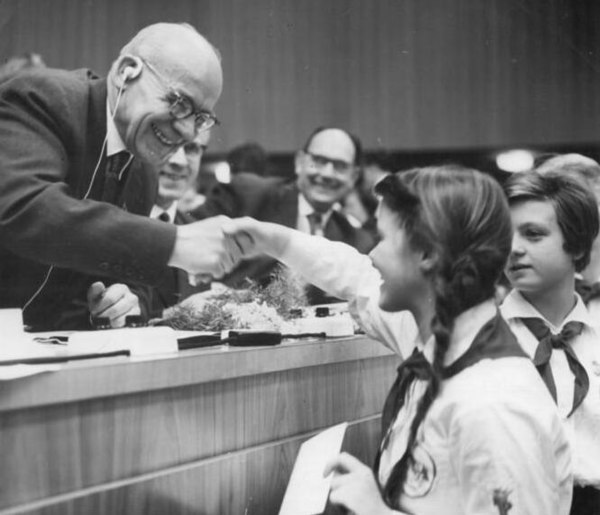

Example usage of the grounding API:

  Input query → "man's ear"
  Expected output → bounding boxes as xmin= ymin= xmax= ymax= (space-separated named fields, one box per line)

xmin=115 ymin=55 xmax=143 ymax=88
xmin=350 ymin=165 xmax=361 ymax=187
xmin=294 ymin=150 xmax=305 ymax=177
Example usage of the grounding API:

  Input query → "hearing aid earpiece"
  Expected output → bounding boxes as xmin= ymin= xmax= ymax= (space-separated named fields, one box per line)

xmin=122 ymin=67 xmax=136 ymax=81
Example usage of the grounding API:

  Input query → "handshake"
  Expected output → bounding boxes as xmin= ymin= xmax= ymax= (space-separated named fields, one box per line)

xmin=168 ymin=215 xmax=290 ymax=284
xmin=87 ymin=217 xmax=289 ymax=329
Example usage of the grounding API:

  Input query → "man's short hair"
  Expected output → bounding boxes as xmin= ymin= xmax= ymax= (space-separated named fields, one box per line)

xmin=302 ymin=126 xmax=363 ymax=166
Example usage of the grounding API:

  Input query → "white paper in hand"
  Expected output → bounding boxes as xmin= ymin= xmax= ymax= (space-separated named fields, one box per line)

xmin=278 ymin=422 xmax=348 ymax=515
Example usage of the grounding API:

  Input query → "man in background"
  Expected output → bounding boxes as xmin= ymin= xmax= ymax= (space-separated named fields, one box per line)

xmin=148 ymin=131 xmax=211 ymax=318
xmin=0 ymin=22 xmax=238 ymax=331
xmin=193 ymin=126 xmax=376 ymax=303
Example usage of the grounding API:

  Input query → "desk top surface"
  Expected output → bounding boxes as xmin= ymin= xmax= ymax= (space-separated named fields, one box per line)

xmin=0 ymin=335 xmax=395 ymax=413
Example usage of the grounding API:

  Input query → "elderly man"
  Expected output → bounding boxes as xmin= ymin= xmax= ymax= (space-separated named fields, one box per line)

xmin=193 ymin=126 xmax=376 ymax=303
xmin=0 ymin=23 xmax=238 ymax=331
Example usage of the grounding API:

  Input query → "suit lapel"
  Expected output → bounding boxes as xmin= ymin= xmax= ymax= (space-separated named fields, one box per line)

xmin=261 ymin=182 xmax=298 ymax=228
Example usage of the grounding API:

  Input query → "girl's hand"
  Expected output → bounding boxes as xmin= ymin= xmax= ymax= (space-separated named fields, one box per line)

xmin=324 ymin=453 xmax=396 ymax=515
xmin=223 ymin=217 xmax=293 ymax=260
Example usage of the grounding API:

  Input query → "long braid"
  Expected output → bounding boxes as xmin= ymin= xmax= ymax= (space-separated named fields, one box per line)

xmin=375 ymin=166 xmax=512 ymax=508
xmin=383 ymin=261 xmax=457 ymax=505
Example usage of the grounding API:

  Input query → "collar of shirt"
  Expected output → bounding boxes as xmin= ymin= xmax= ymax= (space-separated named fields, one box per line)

xmin=106 ymin=100 xmax=128 ymax=157
xmin=500 ymin=289 xmax=593 ymax=331
xmin=296 ymin=193 xmax=333 ymax=233
xmin=421 ymin=298 xmax=498 ymax=367
xmin=150 ymin=203 xmax=178 ymax=222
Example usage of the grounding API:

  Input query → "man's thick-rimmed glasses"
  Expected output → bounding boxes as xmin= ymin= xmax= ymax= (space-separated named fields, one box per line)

xmin=140 ymin=57 xmax=219 ymax=133
xmin=303 ymin=150 xmax=355 ymax=174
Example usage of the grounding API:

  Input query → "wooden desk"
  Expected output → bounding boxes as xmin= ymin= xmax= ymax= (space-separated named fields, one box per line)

xmin=0 ymin=336 xmax=397 ymax=515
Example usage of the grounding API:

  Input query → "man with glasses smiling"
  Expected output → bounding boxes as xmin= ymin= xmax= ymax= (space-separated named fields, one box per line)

xmin=0 ymin=23 xmax=241 ymax=331
xmin=194 ymin=126 xmax=376 ymax=304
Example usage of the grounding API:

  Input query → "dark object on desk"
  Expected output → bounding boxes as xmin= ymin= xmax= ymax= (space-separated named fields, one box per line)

xmin=226 ymin=331 xmax=327 ymax=347
xmin=125 ymin=315 xmax=146 ymax=328
xmin=91 ymin=317 xmax=111 ymax=330
xmin=227 ymin=331 xmax=282 ymax=347
xmin=177 ymin=333 xmax=222 ymax=350
xmin=315 ymin=307 xmax=330 ymax=317
xmin=177 ymin=331 xmax=328 ymax=350
xmin=91 ymin=315 xmax=147 ymax=330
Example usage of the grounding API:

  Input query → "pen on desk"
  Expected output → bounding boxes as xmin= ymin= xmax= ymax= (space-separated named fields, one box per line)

xmin=0 ymin=350 xmax=131 ymax=366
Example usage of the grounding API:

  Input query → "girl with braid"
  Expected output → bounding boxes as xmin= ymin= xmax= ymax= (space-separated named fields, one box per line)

xmin=500 ymin=171 xmax=600 ymax=515
xmin=226 ymin=165 xmax=571 ymax=514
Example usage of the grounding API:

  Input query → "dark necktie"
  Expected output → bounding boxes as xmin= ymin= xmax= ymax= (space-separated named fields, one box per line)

xmin=575 ymin=278 xmax=600 ymax=305
xmin=101 ymin=151 xmax=131 ymax=204
xmin=521 ymin=317 xmax=589 ymax=416
xmin=307 ymin=211 xmax=324 ymax=236
xmin=158 ymin=211 xmax=171 ymax=223
xmin=373 ymin=348 xmax=433 ymax=472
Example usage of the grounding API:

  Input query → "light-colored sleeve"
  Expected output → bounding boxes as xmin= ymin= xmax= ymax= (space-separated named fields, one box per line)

xmin=450 ymin=400 xmax=572 ymax=515
xmin=280 ymin=232 xmax=419 ymax=358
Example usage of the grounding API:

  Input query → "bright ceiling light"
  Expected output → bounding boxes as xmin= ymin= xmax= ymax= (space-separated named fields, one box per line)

xmin=495 ymin=149 xmax=535 ymax=173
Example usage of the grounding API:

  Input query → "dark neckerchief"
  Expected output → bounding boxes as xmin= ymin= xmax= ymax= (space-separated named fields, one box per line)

xmin=375 ymin=312 xmax=527 ymax=503
xmin=575 ymin=277 xmax=600 ymax=306
xmin=520 ymin=317 xmax=588 ymax=417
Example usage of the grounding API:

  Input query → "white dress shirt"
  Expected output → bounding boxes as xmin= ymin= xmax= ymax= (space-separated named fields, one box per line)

xmin=150 ymin=203 xmax=178 ymax=223
xmin=296 ymin=193 xmax=333 ymax=236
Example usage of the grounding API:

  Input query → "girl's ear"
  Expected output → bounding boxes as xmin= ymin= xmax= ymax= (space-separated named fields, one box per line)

xmin=419 ymin=249 xmax=438 ymax=275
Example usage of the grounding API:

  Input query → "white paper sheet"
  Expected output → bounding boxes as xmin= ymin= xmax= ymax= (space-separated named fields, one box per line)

xmin=279 ymin=422 xmax=348 ymax=515
xmin=0 ymin=364 xmax=62 ymax=381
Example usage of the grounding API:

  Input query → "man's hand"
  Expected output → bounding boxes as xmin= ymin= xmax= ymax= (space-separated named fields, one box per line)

xmin=87 ymin=281 xmax=141 ymax=328
xmin=222 ymin=216 xmax=293 ymax=260
xmin=324 ymin=453 xmax=396 ymax=515
xmin=168 ymin=216 xmax=243 ymax=279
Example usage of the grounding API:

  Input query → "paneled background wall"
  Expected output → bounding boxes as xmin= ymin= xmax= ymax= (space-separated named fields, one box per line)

xmin=1 ymin=0 xmax=599 ymax=153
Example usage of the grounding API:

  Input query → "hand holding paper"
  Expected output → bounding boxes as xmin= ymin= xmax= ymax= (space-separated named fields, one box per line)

xmin=325 ymin=452 xmax=395 ymax=515
xmin=278 ymin=422 xmax=347 ymax=515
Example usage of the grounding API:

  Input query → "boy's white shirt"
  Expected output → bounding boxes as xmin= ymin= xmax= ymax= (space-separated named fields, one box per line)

xmin=279 ymin=232 xmax=572 ymax=514
xmin=501 ymin=289 xmax=600 ymax=487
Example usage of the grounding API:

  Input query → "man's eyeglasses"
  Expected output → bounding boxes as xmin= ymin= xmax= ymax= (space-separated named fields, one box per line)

xmin=140 ymin=57 xmax=219 ymax=133
xmin=304 ymin=151 xmax=355 ymax=174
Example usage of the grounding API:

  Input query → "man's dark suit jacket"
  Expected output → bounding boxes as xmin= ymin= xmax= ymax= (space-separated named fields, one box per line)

xmin=0 ymin=68 xmax=176 ymax=330
xmin=192 ymin=173 xmax=376 ymax=303
xmin=148 ymin=210 xmax=209 ymax=318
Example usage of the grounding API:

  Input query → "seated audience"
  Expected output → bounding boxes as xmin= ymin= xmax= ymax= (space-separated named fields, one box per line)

xmin=194 ymin=126 xmax=376 ymax=303
xmin=227 ymin=141 xmax=268 ymax=177
xmin=500 ymin=171 xmax=600 ymax=515
xmin=0 ymin=52 xmax=46 ymax=83
xmin=342 ymin=150 xmax=392 ymax=231
xmin=226 ymin=165 xmax=571 ymax=514
xmin=0 ymin=23 xmax=238 ymax=331
xmin=147 ymin=131 xmax=211 ymax=317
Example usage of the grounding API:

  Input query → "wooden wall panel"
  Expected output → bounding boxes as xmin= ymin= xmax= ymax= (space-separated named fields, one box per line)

xmin=1 ymin=0 xmax=599 ymax=153
xmin=0 ymin=337 xmax=396 ymax=514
